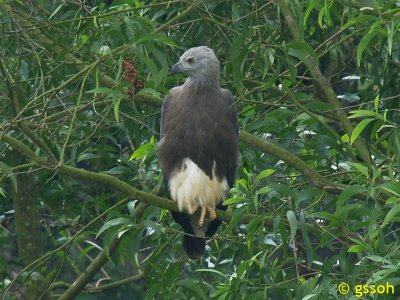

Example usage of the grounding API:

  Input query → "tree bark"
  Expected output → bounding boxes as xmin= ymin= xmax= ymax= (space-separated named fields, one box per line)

xmin=11 ymin=154 xmax=45 ymax=299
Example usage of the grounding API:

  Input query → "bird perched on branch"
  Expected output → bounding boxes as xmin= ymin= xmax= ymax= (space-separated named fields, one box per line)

xmin=158 ymin=46 xmax=238 ymax=259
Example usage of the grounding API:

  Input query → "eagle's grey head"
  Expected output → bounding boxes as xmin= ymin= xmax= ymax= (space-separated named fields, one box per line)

xmin=171 ymin=46 xmax=220 ymax=86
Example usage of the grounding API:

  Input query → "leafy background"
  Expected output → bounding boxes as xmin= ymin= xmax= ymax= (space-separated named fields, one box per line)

xmin=1 ymin=0 xmax=400 ymax=299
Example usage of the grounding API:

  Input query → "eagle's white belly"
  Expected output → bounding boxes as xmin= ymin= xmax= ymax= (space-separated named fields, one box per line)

xmin=168 ymin=158 xmax=228 ymax=214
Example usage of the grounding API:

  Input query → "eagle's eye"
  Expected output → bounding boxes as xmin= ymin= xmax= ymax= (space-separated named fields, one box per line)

xmin=187 ymin=57 xmax=195 ymax=64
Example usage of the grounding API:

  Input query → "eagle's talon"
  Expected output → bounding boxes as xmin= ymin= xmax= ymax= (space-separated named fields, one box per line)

xmin=198 ymin=205 xmax=217 ymax=227
xmin=198 ymin=206 xmax=207 ymax=227
xmin=206 ymin=205 xmax=217 ymax=221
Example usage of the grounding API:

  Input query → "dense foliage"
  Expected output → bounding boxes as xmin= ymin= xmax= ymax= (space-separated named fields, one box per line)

xmin=1 ymin=0 xmax=400 ymax=299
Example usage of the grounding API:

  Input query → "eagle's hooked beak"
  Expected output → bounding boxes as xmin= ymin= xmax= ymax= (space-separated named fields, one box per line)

xmin=171 ymin=62 xmax=182 ymax=74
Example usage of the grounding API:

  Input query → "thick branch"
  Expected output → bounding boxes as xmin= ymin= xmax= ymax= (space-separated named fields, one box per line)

xmin=0 ymin=133 xmax=254 ymax=224
xmin=2 ymin=197 xmax=133 ymax=299
xmin=276 ymin=0 xmax=373 ymax=169
xmin=58 ymin=237 xmax=120 ymax=300
xmin=239 ymin=130 xmax=348 ymax=194
xmin=57 ymin=202 xmax=147 ymax=299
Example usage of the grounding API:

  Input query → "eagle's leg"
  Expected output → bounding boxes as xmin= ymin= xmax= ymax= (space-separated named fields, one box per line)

xmin=206 ymin=205 xmax=217 ymax=221
xmin=198 ymin=206 xmax=207 ymax=227
xmin=198 ymin=205 xmax=217 ymax=227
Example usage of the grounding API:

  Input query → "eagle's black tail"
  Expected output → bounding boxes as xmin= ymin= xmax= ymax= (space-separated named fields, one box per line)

xmin=183 ymin=234 xmax=206 ymax=259
xmin=172 ymin=205 xmax=225 ymax=259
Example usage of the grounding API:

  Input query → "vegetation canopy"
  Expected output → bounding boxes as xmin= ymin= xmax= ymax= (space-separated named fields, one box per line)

xmin=0 ymin=0 xmax=400 ymax=299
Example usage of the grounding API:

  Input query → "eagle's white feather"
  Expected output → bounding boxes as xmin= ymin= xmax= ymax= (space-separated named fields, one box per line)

xmin=168 ymin=158 xmax=228 ymax=214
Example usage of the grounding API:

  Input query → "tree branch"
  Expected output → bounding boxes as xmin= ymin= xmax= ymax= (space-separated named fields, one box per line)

xmin=276 ymin=0 xmax=373 ymax=169
xmin=84 ymin=272 xmax=144 ymax=293
xmin=152 ymin=1 xmax=200 ymax=33
xmin=0 ymin=133 xmax=255 ymax=224
xmin=58 ymin=237 xmax=121 ymax=300
xmin=239 ymin=130 xmax=348 ymax=194
xmin=56 ymin=202 xmax=148 ymax=299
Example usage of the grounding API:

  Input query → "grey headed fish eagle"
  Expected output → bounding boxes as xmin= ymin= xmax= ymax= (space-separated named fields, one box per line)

xmin=158 ymin=46 xmax=238 ymax=259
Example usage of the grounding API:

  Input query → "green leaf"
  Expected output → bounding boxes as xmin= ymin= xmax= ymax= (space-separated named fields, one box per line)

xmin=356 ymin=26 xmax=381 ymax=66
xmin=195 ymin=269 xmax=229 ymax=280
xmin=255 ymin=169 xmax=276 ymax=183
xmin=145 ymin=283 xmax=163 ymax=300
xmin=269 ymin=183 xmax=297 ymax=199
xmin=306 ymin=212 xmax=340 ymax=223
xmin=113 ymin=97 xmax=122 ymax=123
xmin=318 ymin=0 xmax=333 ymax=27
xmin=223 ymin=197 xmax=243 ymax=205
xmin=230 ymin=34 xmax=249 ymax=95
xmin=77 ymin=153 xmax=99 ymax=162
xmin=348 ymin=110 xmax=383 ymax=119
xmin=136 ymin=33 xmax=177 ymax=47
xmin=48 ymin=3 xmax=64 ymax=20
xmin=258 ymin=186 xmax=271 ymax=195
xmin=387 ymin=20 xmax=394 ymax=55
xmin=260 ymin=61 xmax=282 ymax=90
xmin=107 ymin=166 xmax=131 ymax=175
xmin=93 ymin=15 xmax=99 ymax=29
xmin=337 ymin=185 xmax=368 ymax=209
xmin=350 ymin=118 xmax=375 ymax=144
xmin=367 ymin=255 xmax=391 ymax=264
xmin=117 ymin=226 xmax=134 ymax=238
xmin=379 ymin=183 xmax=400 ymax=197
xmin=236 ymin=178 xmax=250 ymax=191
xmin=147 ymin=45 xmax=169 ymax=73
xmin=374 ymin=94 xmax=380 ymax=112
xmin=348 ymin=244 xmax=368 ymax=253
xmin=129 ymin=141 xmax=155 ymax=161
xmin=303 ymin=0 xmax=319 ymax=25
xmin=141 ymin=219 xmax=162 ymax=236
xmin=222 ymin=206 xmax=247 ymax=236
xmin=237 ymin=260 xmax=250 ymax=279
xmin=135 ymin=87 xmax=162 ymax=100
xmin=381 ymin=204 xmax=400 ymax=228
xmin=135 ymin=52 xmax=160 ymax=87
xmin=176 ymin=279 xmax=207 ymax=300
xmin=96 ymin=217 xmax=132 ymax=238
xmin=287 ymin=210 xmax=297 ymax=244
xmin=341 ymin=15 xmax=378 ymax=30
xmin=346 ymin=162 xmax=369 ymax=177
xmin=127 ymin=201 xmax=137 ymax=215
xmin=386 ymin=197 xmax=400 ymax=204
xmin=247 ymin=216 xmax=262 ymax=253
xmin=86 ymin=87 xmax=115 ymax=95
xmin=300 ymin=211 xmax=313 ymax=266
xmin=288 ymin=41 xmax=319 ymax=67
xmin=0 ymin=161 xmax=17 ymax=192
